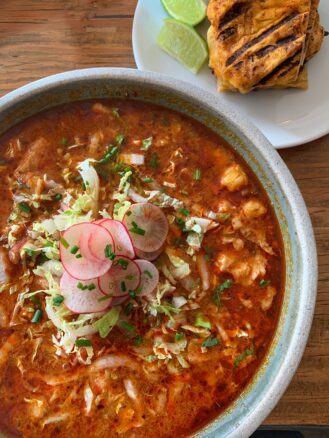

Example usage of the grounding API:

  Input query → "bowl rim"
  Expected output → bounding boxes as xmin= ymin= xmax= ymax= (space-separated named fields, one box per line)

xmin=0 ymin=67 xmax=318 ymax=438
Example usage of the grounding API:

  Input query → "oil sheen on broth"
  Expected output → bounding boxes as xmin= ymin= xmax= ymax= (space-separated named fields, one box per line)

xmin=0 ymin=100 xmax=284 ymax=438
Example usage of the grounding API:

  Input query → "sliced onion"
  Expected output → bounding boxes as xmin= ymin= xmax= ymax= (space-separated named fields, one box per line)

xmin=135 ymin=246 xmax=164 ymax=261
xmin=91 ymin=354 xmax=139 ymax=371
xmin=60 ymin=271 xmax=111 ymax=314
xmin=98 ymin=256 xmax=141 ymax=297
xmin=120 ymin=153 xmax=145 ymax=166
xmin=96 ymin=219 xmax=135 ymax=259
xmin=172 ymin=296 xmax=187 ymax=308
xmin=128 ymin=188 xmax=149 ymax=203
xmin=123 ymin=203 xmax=169 ymax=252
xmin=135 ymin=260 xmax=159 ymax=296
xmin=60 ymin=222 xmax=113 ymax=281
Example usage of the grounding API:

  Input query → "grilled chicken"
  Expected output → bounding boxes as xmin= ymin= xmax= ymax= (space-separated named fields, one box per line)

xmin=207 ymin=0 xmax=325 ymax=93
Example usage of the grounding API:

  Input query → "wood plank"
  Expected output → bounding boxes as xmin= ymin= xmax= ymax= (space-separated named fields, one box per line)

xmin=0 ymin=0 xmax=328 ymax=427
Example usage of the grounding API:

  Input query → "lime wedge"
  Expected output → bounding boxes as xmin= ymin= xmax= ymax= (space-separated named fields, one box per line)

xmin=157 ymin=19 xmax=208 ymax=74
xmin=160 ymin=0 xmax=207 ymax=26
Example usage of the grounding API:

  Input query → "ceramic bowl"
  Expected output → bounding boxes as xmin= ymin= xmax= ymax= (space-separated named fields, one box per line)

xmin=0 ymin=68 xmax=318 ymax=438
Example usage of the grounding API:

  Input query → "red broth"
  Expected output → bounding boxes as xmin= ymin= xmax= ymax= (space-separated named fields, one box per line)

xmin=0 ymin=100 xmax=284 ymax=437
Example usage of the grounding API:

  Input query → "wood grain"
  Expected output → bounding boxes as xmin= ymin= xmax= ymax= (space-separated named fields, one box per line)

xmin=0 ymin=0 xmax=328 ymax=428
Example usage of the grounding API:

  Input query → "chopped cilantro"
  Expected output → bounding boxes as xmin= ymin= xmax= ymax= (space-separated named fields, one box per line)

xmin=52 ymin=295 xmax=64 ymax=307
xmin=18 ymin=202 xmax=31 ymax=214
xmin=144 ymin=270 xmax=153 ymax=279
xmin=115 ymin=134 xmax=125 ymax=145
xmin=60 ymin=238 xmax=69 ymax=249
xmin=181 ymin=190 xmax=189 ymax=195
xmin=143 ymin=177 xmax=154 ymax=183
xmin=141 ymin=137 xmax=153 ymax=151
xmin=124 ymin=302 xmax=134 ymax=315
xmin=31 ymin=309 xmax=42 ymax=324
xmin=114 ymin=258 xmax=129 ymax=270
xmin=259 ymin=279 xmax=271 ymax=288
xmin=121 ymin=321 xmax=135 ymax=332
xmin=77 ymin=282 xmax=96 ymax=291
xmin=104 ymin=244 xmax=116 ymax=261
xmin=97 ymin=145 xmax=119 ymax=165
xmin=129 ymin=221 xmax=145 ymax=236
xmin=60 ymin=137 xmax=68 ymax=145
xmin=149 ymin=152 xmax=159 ymax=169
xmin=146 ymin=355 xmax=157 ymax=362
xmin=234 ymin=343 xmax=255 ymax=367
xmin=121 ymin=281 xmax=127 ymax=292
xmin=213 ymin=279 xmax=233 ymax=307
xmin=53 ymin=193 xmax=62 ymax=201
xmin=175 ymin=332 xmax=184 ymax=342
xmin=180 ymin=207 xmax=190 ymax=217
xmin=70 ymin=245 xmax=79 ymax=255
xmin=133 ymin=336 xmax=144 ymax=346
xmin=128 ymin=290 xmax=136 ymax=298
xmin=202 ymin=337 xmax=219 ymax=348
xmin=193 ymin=168 xmax=202 ymax=181
xmin=75 ymin=339 xmax=92 ymax=347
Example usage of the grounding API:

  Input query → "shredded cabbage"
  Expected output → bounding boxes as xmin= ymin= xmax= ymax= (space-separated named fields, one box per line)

xmin=53 ymin=207 xmax=93 ymax=231
xmin=145 ymin=191 xmax=184 ymax=210
xmin=113 ymin=171 xmax=133 ymax=220
xmin=165 ymin=249 xmax=191 ymax=280
xmin=153 ymin=337 xmax=187 ymax=360
xmin=92 ymin=307 xmax=120 ymax=338
xmin=99 ymin=209 xmax=112 ymax=219
xmin=77 ymin=159 xmax=99 ymax=210
xmin=113 ymin=200 xmax=131 ymax=221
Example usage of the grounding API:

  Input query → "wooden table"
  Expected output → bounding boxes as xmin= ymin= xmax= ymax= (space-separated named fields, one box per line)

xmin=1 ymin=0 xmax=328 ymax=429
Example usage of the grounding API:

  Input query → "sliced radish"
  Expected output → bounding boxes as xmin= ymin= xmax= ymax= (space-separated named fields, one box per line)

xmin=111 ymin=295 xmax=129 ymax=306
xmin=60 ymin=222 xmax=114 ymax=281
xmin=96 ymin=219 xmax=135 ymax=259
xmin=80 ymin=225 xmax=115 ymax=263
xmin=60 ymin=271 xmax=111 ymax=314
xmin=135 ymin=260 xmax=159 ymax=296
xmin=135 ymin=246 xmax=164 ymax=261
xmin=98 ymin=256 xmax=141 ymax=297
xmin=123 ymin=203 xmax=169 ymax=252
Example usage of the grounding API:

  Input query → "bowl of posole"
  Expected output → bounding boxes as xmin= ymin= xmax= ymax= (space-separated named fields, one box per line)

xmin=0 ymin=68 xmax=317 ymax=438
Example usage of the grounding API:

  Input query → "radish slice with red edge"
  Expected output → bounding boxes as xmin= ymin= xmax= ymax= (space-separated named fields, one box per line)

xmin=98 ymin=256 xmax=141 ymax=297
xmin=96 ymin=219 xmax=135 ymax=259
xmin=80 ymin=226 xmax=115 ymax=263
xmin=135 ymin=260 xmax=159 ymax=296
xmin=60 ymin=222 xmax=114 ymax=280
xmin=60 ymin=271 xmax=111 ymax=314
xmin=135 ymin=246 xmax=164 ymax=261
xmin=123 ymin=203 xmax=169 ymax=252
xmin=111 ymin=295 xmax=129 ymax=306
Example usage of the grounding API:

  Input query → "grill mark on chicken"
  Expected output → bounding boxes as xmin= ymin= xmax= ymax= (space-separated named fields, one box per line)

xmin=256 ymin=49 xmax=302 ymax=85
xmin=219 ymin=27 xmax=236 ymax=41
xmin=226 ymin=12 xmax=299 ymax=67
xmin=219 ymin=2 xmax=248 ymax=27
xmin=255 ymin=35 xmax=297 ymax=58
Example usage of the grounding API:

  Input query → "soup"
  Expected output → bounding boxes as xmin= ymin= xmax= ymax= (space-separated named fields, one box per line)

xmin=0 ymin=100 xmax=284 ymax=437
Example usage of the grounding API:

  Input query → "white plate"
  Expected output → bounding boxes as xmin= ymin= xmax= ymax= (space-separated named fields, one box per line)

xmin=132 ymin=0 xmax=329 ymax=149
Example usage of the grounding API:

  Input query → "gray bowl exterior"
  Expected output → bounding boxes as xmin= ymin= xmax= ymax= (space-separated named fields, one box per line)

xmin=0 ymin=68 xmax=318 ymax=438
